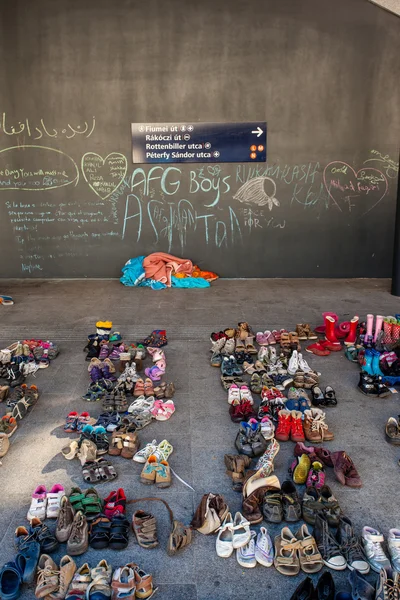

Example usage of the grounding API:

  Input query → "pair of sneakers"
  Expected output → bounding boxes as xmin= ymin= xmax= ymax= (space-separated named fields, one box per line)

xmin=133 ymin=439 xmax=173 ymax=463
xmin=228 ymin=383 xmax=253 ymax=406
xmin=27 ymin=484 xmax=65 ymax=521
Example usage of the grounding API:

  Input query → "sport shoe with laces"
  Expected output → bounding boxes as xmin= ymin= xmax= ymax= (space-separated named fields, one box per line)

xmin=133 ymin=439 xmax=158 ymax=463
xmin=290 ymin=410 xmax=305 ymax=442
xmin=35 ymin=554 xmax=59 ymax=597
xmin=313 ymin=513 xmax=346 ymax=570
xmin=236 ymin=530 xmax=257 ymax=568
xmin=388 ymin=529 xmax=400 ymax=572
xmin=255 ymin=526 xmax=274 ymax=567
xmin=50 ymin=555 xmax=77 ymax=600
xmin=56 ymin=497 xmax=75 ymax=543
xmin=362 ymin=527 xmax=391 ymax=573
xmin=336 ymin=516 xmax=370 ymax=574
xmin=67 ymin=511 xmax=88 ymax=556
xmin=275 ymin=409 xmax=291 ymax=442
xmin=375 ymin=566 xmax=400 ymax=600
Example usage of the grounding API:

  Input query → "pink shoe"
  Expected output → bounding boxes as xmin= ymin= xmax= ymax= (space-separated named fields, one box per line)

xmin=27 ymin=485 xmax=47 ymax=520
xmin=150 ymin=399 xmax=163 ymax=418
xmin=306 ymin=461 xmax=325 ymax=489
xmin=256 ymin=332 xmax=268 ymax=346
xmin=294 ymin=442 xmax=315 ymax=457
xmin=154 ymin=400 xmax=175 ymax=421
xmin=264 ymin=330 xmax=276 ymax=345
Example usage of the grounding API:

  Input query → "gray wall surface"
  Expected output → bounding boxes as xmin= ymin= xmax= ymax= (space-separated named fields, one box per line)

xmin=0 ymin=0 xmax=399 ymax=278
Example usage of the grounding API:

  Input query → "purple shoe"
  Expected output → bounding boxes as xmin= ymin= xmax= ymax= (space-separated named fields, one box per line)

xmin=90 ymin=366 xmax=102 ymax=383
xmin=99 ymin=343 xmax=109 ymax=360
xmin=306 ymin=461 xmax=325 ymax=489
xmin=108 ymin=348 xmax=121 ymax=361
xmin=144 ymin=365 xmax=165 ymax=382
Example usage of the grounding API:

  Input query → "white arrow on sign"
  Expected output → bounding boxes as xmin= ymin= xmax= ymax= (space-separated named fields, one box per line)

xmin=251 ymin=126 xmax=263 ymax=137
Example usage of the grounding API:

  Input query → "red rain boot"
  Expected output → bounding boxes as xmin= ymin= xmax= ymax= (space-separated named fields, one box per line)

xmin=344 ymin=316 xmax=359 ymax=346
xmin=324 ymin=316 xmax=340 ymax=345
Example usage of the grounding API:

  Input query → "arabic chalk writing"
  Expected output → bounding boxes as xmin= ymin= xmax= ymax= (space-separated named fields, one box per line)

xmin=0 ymin=146 xmax=79 ymax=191
xmin=0 ymin=113 xmax=96 ymax=140
xmin=81 ymin=153 xmax=128 ymax=200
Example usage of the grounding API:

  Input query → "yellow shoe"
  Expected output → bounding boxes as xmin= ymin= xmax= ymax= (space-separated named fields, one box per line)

xmin=292 ymin=453 xmax=311 ymax=484
xmin=96 ymin=320 xmax=113 ymax=329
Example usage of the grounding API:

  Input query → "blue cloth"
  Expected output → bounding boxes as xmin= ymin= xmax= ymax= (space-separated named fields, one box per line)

xmin=139 ymin=278 xmax=167 ymax=290
xmin=120 ymin=256 xmax=146 ymax=287
xmin=171 ymin=276 xmax=210 ymax=288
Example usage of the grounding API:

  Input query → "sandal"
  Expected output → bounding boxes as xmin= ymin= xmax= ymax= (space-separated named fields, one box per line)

xmin=132 ymin=510 xmax=158 ymax=548
xmin=250 ymin=373 xmax=262 ymax=394
xmin=126 ymin=412 xmax=153 ymax=430
xmin=121 ymin=432 xmax=140 ymax=459
xmin=134 ymin=378 xmax=145 ymax=397
xmin=153 ymin=385 xmax=165 ymax=400
xmin=274 ymin=527 xmax=300 ymax=576
xmin=289 ymin=332 xmax=301 ymax=351
xmin=69 ymin=487 xmax=85 ymax=512
xmin=324 ymin=386 xmax=337 ymax=406
xmin=89 ymin=515 xmax=111 ymax=549
xmin=64 ymin=412 xmax=79 ymax=434
xmin=235 ymin=338 xmax=246 ymax=352
xmin=243 ymin=361 xmax=256 ymax=375
xmin=96 ymin=457 xmax=118 ymax=481
xmin=144 ymin=378 xmax=154 ymax=397
xmin=295 ymin=524 xmax=323 ymax=574
xmin=164 ymin=382 xmax=175 ymax=399
xmin=254 ymin=360 xmax=266 ymax=373
xmin=109 ymin=514 xmax=130 ymax=549
xmin=82 ymin=461 xmax=101 ymax=483
xmin=280 ymin=332 xmax=291 ymax=348
xmin=245 ymin=337 xmax=257 ymax=354
xmin=82 ymin=488 xmax=104 ymax=521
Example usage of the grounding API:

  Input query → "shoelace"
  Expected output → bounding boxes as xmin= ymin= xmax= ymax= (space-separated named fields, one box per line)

xmin=342 ymin=536 xmax=364 ymax=560
xmin=319 ymin=528 xmax=340 ymax=560
xmin=69 ymin=519 xmax=84 ymax=544
xmin=383 ymin=580 xmax=398 ymax=600
xmin=370 ymin=539 xmax=388 ymax=560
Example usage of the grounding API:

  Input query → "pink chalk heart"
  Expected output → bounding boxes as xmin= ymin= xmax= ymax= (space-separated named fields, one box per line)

xmin=323 ymin=161 xmax=388 ymax=215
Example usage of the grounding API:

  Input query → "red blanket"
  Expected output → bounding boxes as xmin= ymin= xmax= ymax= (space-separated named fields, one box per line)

xmin=143 ymin=252 xmax=193 ymax=287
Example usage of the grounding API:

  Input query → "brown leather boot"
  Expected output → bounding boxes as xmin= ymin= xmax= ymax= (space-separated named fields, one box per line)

xmin=224 ymin=454 xmax=251 ymax=491
xmin=242 ymin=486 xmax=265 ymax=524
xmin=330 ymin=451 xmax=362 ymax=488
xmin=303 ymin=410 xmax=323 ymax=443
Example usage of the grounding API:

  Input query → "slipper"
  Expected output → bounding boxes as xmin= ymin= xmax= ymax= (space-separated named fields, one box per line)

xmin=0 ymin=296 xmax=14 ymax=305
xmin=62 ymin=440 xmax=79 ymax=460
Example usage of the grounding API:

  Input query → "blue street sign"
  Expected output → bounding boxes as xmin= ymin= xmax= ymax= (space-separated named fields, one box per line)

xmin=131 ymin=122 xmax=267 ymax=164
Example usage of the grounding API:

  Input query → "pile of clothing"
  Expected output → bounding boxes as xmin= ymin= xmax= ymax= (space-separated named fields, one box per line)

xmin=120 ymin=252 xmax=218 ymax=289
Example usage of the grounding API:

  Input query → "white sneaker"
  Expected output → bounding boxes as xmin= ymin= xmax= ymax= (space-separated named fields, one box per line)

xmin=388 ymin=529 xmax=400 ymax=572
xmin=255 ymin=527 xmax=274 ymax=567
xmin=153 ymin=439 xmax=173 ymax=461
xmin=27 ymin=485 xmax=47 ymax=520
xmin=128 ymin=396 xmax=155 ymax=414
xmin=260 ymin=417 xmax=275 ymax=440
xmin=232 ymin=512 xmax=251 ymax=549
xmin=258 ymin=347 xmax=269 ymax=361
xmin=236 ymin=530 xmax=257 ymax=568
xmin=133 ymin=439 xmax=158 ymax=463
xmin=288 ymin=350 xmax=299 ymax=376
xmin=298 ymin=353 xmax=312 ymax=372
xmin=239 ymin=385 xmax=254 ymax=405
xmin=46 ymin=484 xmax=65 ymax=518
xmin=216 ymin=512 xmax=234 ymax=558
xmin=362 ymin=527 xmax=391 ymax=572
xmin=227 ymin=384 xmax=241 ymax=405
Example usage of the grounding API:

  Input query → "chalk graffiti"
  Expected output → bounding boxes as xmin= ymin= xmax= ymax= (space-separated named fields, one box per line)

xmin=364 ymin=150 xmax=399 ymax=179
xmin=323 ymin=162 xmax=388 ymax=215
xmin=0 ymin=113 xmax=96 ymax=140
xmin=81 ymin=153 xmax=128 ymax=200
xmin=0 ymin=146 xmax=79 ymax=191
xmin=189 ymin=168 xmax=231 ymax=207
xmin=233 ymin=177 xmax=279 ymax=211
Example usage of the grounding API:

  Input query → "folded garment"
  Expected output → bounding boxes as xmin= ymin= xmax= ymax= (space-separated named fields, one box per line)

xmin=143 ymin=252 xmax=193 ymax=286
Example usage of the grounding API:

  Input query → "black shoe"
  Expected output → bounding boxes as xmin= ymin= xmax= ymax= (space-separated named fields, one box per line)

xmin=313 ymin=513 xmax=346 ymax=570
xmin=385 ymin=416 xmax=400 ymax=445
xmin=357 ymin=372 xmax=378 ymax=396
xmin=289 ymin=576 xmax=315 ymax=600
xmin=315 ymin=572 xmax=335 ymax=600
xmin=335 ymin=516 xmax=370 ymax=574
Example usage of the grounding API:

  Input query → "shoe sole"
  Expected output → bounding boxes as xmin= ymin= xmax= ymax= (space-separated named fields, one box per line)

xmin=255 ymin=555 xmax=274 ymax=567
xmin=322 ymin=559 xmax=347 ymax=571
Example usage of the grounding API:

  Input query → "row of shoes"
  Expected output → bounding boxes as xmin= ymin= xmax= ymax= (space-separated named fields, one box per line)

xmin=0 ymin=384 xmax=40 ymax=464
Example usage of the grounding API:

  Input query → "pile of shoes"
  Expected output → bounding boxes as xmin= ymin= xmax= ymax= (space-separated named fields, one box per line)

xmin=0 ymin=383 xmax=40 ymax=465
xmin=293 ymin=442 xmax=362 ymax=488
xmin=0 ymin=339 xmax=59 ymax=386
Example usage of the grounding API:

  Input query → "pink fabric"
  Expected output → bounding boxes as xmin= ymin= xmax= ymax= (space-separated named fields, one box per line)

xmin=143 ymin=252 xmax=193 ymax=287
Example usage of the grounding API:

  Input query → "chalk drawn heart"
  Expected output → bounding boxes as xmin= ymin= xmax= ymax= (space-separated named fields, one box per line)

xmin=81 ymin=152 xmax=128 ymax=200
xmin=207 ymin=165 xmax=221 ymax=177
xmin=323 ymin=161 xmax=388 ymax=216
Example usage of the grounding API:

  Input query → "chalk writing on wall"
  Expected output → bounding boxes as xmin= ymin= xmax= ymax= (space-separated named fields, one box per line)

xmin=81 ymin=153 xmax=128 ymax=200
xmin=0 ymin=146 xmax=79 ymax=191
xmin=323 ymin=162 xmax=388 ymax=215
xmin=0 ymin=113 xmax=96 ymax=140
xmin=364 ymin=150 xmax=399 ymax=179
xmin=234 ymin=177 xmax=279 ymax=211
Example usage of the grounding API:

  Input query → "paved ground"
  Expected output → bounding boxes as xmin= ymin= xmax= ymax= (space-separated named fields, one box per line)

xmin=0 ymin=278 xmax=399 ymax=599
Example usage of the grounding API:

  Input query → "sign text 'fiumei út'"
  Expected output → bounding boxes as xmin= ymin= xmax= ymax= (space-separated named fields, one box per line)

xmin=131 ymin=122 xmax=267 ymax=164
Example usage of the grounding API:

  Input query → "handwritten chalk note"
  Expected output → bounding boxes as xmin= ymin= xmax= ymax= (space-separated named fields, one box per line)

xmin=323 ymin=162 xmax=388 ymax=215
xmin=0 ymin=146 xmax=79 ymax=191
xmin=81 ymin=153 xmax=128 ymax=200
